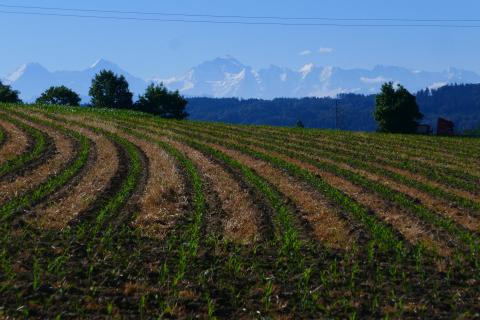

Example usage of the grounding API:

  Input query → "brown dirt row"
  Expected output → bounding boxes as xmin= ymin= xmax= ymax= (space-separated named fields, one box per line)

xmin=0 ymin=114 xmax=57 ymax=184
xmin=346 ymin=164 xmax=480 ymax=233
xmin=25 ymin=120 xmax=119 ymax=230
xmin=163 ymin=124 xmax=458 ymax=255
xmin=309 ymin=139 xmax=480 ymax=198
xmin=56 ymin=113 xmax=189 ymax=240
xmin=62 ymin=114 xmax=263 ymax=244
xmin=148 ymin=123 xmax=453 ymax=255
xmin=316 ymin=136 xmax=480 ymax=172
xmin=0 ymin=119 xmax=29 ymax=165
xmin=250 ymin=128 xmax=480 ymax=175
xmin=221 ymin=128 xmax=480 ymax=234
xmin=295 ymin=131 xmax=480 ymax=170
xmin=166 ymin=138 xmax=262 ymax=244
xmin=210 ymin=143 xmax=359 ymax=250
xmin=291 ymin=148 xmax=480 ymax=234
xmin=254 ymin=147 xmax=455 ymax=257
xmin=0 ymin=115 xmax=75 ymax=206
xmin=130 ymin=122 xmax=359 ymax=249
xmin=371 ymin=161 xmax=478 ymax=201
xmin=244 ymin=131 xmax=480 ymax=199
xmin=407 ymin=155 xmax=480 ymax=177
xmin=132 ymin=137 xmax=187 ymax=241
xmin=122 ymin=124 xmax=474 ymax=256
xmin=0 ymin=122 xmax=5 ymax=148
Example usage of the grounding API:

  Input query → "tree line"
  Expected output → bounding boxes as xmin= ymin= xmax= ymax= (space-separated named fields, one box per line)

xmin=188 ymin=84 xmax=480 ymax=134
xmin=0 ymin=69 xmax=188 ymax=120
xmin=186 ymin=83 xmax=426 ymax=134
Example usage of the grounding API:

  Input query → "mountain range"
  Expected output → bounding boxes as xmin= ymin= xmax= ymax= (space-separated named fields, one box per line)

xmin=2 ymin=59 xmax=146 ymax=103
xmin=3 ymin=56 xmax=480 ymax=102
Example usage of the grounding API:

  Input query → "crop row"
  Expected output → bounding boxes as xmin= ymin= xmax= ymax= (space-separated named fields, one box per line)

xmin=78 ymin=109 xmax=415 ymax=258
xmin=193 ymin=121 xmax=480 ymax=215
xmin=0 ymin=112 xmax=48 ymax=180
xmin=255 ymin=123 xmax=480 ymax=158
xmin=116 ymin=115 xmax=478 ymax=264
xmin=1 ymin=105 xmax=479 ymax=318
xmin=181 ymin=120 xmax=480 ymax=197
xmin=206 ymin=121 xmax=480 ymax=175
xmin=176 ymin=122 xmax=480 ymax=260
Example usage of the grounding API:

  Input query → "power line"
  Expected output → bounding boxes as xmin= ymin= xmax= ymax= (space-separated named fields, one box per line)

xmin=1 ymin=9 xmax=480 ymax=28
xmin=0 ymin=3 xmax=479 ymax=23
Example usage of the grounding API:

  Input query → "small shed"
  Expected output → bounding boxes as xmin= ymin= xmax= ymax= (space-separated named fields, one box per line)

xmin=437 ymin=118 xmax=454 ymax=136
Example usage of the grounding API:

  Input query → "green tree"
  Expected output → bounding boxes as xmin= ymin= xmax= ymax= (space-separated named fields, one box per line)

xmin=374 ymin=82 xmax=423 ymax=133
xmin=0 ymin=81 xmax=21 ymax=103
xmin=295 ymin=120 xmax=305 ymax=128
xmin=36 ymin=85 xmax=81 ymax=106
xmin=89 ymin=70 xmax=133 ymax=109
xmin=135 ymin=83 xmax=188 ymax=119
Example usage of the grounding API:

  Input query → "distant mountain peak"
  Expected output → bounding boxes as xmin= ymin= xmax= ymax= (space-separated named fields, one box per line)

xmin=205 ymin=56 xmax=245 ymax=68
xmin=4 ymin=57 xmax=480 ymax=102
xmin=4 ymin=60 xmax=147 ymax=102
xmin=89 ymin=58 xmax=119 ymax=70
xmin=5 ymin=62 xmax=49 ymax=84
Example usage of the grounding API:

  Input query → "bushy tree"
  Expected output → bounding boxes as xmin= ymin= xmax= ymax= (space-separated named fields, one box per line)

xmin=0 ymin=81 xmax=21 ymax=103
xmin=89 ymin=70 xmax=133 ymax=109
xmin=374 ymin=82 xmax=423 ymax=133
xmin=135 ymin=83 xmax=188 ymax=119
xmin=36 ymin=86 xmax=81 ymax=106
xmin=295 ymin=120 xmax=305 ymax=128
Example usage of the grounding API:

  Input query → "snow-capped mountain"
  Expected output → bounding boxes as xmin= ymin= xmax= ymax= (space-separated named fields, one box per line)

xmin=154 ymin=57 xmax=480 ymax=99
xmin=3 ymin=56 xmax=480 ymax=102
xmin=3 ymin=59 xmax=147 ymax=102
xmin=155 ymin=56 xmax=264 ymax=98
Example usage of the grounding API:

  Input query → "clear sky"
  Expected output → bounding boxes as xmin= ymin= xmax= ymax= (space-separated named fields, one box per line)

xmin=1 ymin=0 xmax=479 ymax=79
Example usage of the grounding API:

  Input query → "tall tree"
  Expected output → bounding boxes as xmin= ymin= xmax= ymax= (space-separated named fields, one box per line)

xmin=135 ymin=83 xmax=188 ymax=119
xmin=295 ymin=120 xmax=305 ymax=128
xmin=89 ymin=70 xmax=133 ymax=109
xmin=374 ymin=82 xmax=423 ymax=133
xmin=0 ymin=81 xmax=21 ymax=103
xmin=36 ymin=86 xmax=81 ymax=106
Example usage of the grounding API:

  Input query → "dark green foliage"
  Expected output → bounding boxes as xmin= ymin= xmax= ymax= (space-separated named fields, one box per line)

xmin=463 ymin=125 xmax=480 ymax=137
xmin=36 ymin=86 xmax=81 ymax=106
xmin=187 ymin=95 xmax=378 ymax=130
xmin=135 ymin=83 xmax=188 ymax=119
xmin=296 ymin=120 xmax=305 ymax=128
xmin=89 ymin=70 xmax=133 ymax=109
xmin=186 ymin=84 xmax=479 ymax=132
xmin=0 ymin=81 xmax=21 ymax=103
xmin=416 ymin=84 xmax=480 ymax=132
xmin=374 ymin=82 xmax=423 ymax=133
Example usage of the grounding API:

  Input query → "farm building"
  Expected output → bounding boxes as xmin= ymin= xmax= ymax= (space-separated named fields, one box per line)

xmin=437 ymin=118 xmax=455 ymax=136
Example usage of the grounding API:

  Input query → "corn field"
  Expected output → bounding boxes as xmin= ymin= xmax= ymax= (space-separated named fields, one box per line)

xmin=0 ymin=103 xmax=479 ymax=318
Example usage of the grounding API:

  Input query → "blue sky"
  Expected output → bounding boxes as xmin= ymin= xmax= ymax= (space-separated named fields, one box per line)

xmin=1 ymin=0 xmax=479 ymax=79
